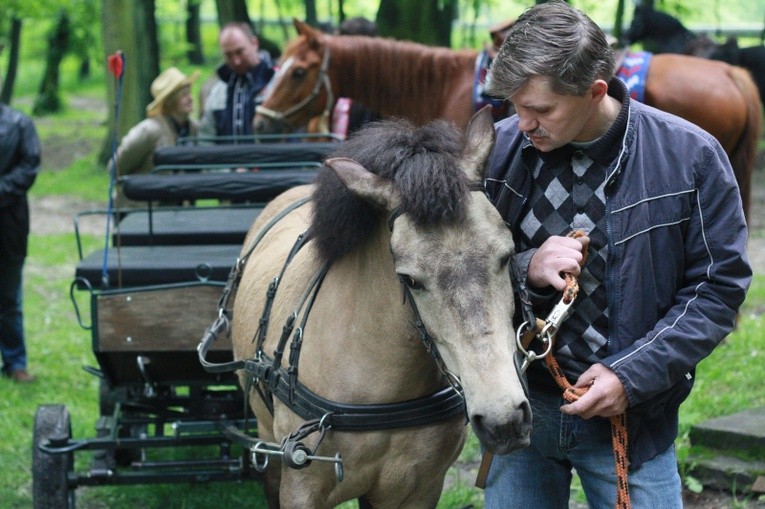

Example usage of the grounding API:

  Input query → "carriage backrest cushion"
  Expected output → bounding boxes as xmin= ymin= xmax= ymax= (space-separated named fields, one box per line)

xmin=122 ymin=169 xmax=317 ymax=203
xmin=153 ymin=142 xmax=336 ymax=167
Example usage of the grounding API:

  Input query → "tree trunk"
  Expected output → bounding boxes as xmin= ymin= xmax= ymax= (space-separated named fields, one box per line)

xmin=99 ymin=0 xmax=160 ymax=165
xmin=79 ymin=58 xmax=91 ymax=80
xmin=338 ymin=0 xmax=346 ymax=23
xmin=305 ymin=0 xmax=318 ymax=26
xmin=215 ymin=0 xmax=250 ymax=26
xmin=33 ymin=11 xmax=71 ymax=115
xmin=376 ymin=0 xmax=456 ymax=47
xmin=186 ymin=0 xmax=205 ymax=64
xmin=272 ymin=0 xmax=291 ymax=41
xmin=0 ymin=17 xmax=22 ymax=105
xmin=613 ymin=0 xmax=625 ymax=42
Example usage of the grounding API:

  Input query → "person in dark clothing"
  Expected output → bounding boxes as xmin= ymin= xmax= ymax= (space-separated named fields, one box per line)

xmin=199 ymin=22 xmax=275 ymax=141
xmin=481 ymin=2 xmax=750 ymax=507
xmin=0 ymin=101 xmax=40 ymax=383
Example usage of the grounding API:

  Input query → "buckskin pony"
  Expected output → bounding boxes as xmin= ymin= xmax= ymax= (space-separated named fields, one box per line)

xmin=232 ymin=107 xmax=531 ymax=507
xmin=254 ymin=19 xmax=761 ymax=222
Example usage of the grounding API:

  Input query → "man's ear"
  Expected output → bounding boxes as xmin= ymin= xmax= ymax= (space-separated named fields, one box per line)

xmin=590 ymin=80 xmax=609 ymax=101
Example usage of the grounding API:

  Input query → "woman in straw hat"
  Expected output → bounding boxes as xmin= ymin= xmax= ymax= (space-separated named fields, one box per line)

xmin=111 ymin=67 xmax=199 ymax=207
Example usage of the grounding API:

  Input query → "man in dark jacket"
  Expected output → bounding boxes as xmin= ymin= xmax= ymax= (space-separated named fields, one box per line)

xmin=199 ymin=22 xmax=274 ymax=141
xmin=481 ymin=1 xmax=750 ymax=507
xmin=0 ymin=101 xmax=40 ymax=383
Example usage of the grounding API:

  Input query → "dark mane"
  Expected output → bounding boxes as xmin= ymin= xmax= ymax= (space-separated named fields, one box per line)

xmin=309 ymin=118 xmax=469 ymax=264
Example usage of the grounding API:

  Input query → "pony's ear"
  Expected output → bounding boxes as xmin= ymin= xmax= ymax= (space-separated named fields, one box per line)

xmin=325 ymin=157 xmax=400 ymax=211
xmin=461 ymin=105 xmax=496 ymax=181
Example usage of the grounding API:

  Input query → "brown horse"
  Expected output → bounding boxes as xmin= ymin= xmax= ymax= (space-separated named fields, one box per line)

xmin=232 ymin=108 xmax=531 ymax=507
xmin=624 ymin=5 xmax=765 ymax=107
xmin=254 ymin=20 xmax=761 ymax=222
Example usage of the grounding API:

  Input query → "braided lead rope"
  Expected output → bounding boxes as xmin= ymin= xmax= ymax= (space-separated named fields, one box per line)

xmin=543 ymin=354 xmax=630 ymax=508
xmin=545 ymin=230 xmax=631 ymax=509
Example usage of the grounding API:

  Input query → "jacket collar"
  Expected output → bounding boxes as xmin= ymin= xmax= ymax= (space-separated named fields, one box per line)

xmin=215 ymin=61 xmax=273 ymax=86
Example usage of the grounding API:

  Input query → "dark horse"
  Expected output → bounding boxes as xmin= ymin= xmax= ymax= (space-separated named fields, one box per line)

xmin=254 ymin=20 xmax=761 ymax=222
xmin=624 ymin=5 xmax=765 ymax=107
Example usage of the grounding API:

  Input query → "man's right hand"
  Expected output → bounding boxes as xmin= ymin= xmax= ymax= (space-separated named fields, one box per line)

xmin=527 ymin=234 xmax=589 ymax=291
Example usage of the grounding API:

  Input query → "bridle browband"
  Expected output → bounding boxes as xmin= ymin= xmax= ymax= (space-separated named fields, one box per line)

xmin=255 ymin=45 xmax=334 ymax=130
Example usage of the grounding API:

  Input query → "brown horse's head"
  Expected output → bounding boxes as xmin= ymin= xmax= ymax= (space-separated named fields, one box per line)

xmin=316 ymin=107 xmax=532 ymax=454
xmin=253 ymin=19 xmax=331 ymax=135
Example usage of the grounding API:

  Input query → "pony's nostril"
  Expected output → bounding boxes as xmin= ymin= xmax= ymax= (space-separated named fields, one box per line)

xmin=518 ymin=400 xmax=532 ymax=428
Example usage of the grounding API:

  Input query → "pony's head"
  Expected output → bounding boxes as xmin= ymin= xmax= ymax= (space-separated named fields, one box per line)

xmin=253 ymin=20 xmax=331 ymax=134
xmin=311 ymin=107 xmax=532 ymax=454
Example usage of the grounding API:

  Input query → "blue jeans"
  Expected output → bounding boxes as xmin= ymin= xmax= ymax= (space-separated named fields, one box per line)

xmin=0 ymin=258 xmax=27 ymax=374
xmin=484 ymin=384 xmax=682 ymax=509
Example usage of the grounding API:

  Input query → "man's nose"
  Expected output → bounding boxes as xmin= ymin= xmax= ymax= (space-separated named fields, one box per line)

xmin=517 ymin=114 xmax=538 ymax=134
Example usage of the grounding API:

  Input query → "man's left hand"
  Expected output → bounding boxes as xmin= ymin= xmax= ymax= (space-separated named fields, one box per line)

xmin=560 ymin=363 xmax=628 ymax=419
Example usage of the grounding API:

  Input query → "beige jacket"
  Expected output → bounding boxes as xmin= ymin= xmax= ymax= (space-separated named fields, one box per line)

xmin=111 ymin=115 xmax=198 ymax=208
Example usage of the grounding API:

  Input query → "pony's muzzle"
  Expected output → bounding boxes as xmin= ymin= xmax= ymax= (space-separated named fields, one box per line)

xmin=470 ymin=398 xmax=532 ymax=454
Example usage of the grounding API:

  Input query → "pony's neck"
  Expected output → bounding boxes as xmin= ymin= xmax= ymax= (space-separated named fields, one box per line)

xmin=307 ymin=223 xmax=443 ymax=400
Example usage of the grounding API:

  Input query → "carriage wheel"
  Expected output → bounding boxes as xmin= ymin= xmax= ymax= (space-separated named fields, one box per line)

xmin=32 ymin=404 xmax=75 ymax=509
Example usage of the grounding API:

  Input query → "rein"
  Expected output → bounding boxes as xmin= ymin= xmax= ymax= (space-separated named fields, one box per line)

xmin=255 ymin=46 xmax=334 ymax=131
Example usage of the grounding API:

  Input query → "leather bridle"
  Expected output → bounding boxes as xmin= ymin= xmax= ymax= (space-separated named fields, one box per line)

xmin=255 ymin=46 xmax=334 ymax=131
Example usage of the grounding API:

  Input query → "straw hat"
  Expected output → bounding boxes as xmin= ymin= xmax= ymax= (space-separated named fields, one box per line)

xmin=146 ymin=67 xmax=200 ymax=116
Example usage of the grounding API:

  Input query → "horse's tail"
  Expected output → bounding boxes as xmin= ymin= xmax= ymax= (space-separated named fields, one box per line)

xmin=727 ymin=65 xmax=762 ymax=224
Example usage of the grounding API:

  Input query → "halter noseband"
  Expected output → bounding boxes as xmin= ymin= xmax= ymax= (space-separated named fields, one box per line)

xmin=255 ymin=46 xmax=334 ymax=129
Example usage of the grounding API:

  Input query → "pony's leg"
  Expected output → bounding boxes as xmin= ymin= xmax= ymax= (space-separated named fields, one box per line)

xmin=262 ymin=462 xmax=281 ymax=509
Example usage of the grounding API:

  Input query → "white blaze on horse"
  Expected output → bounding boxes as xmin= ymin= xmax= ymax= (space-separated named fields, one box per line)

xmin=230 ymin=107 xmax=531 ymax=507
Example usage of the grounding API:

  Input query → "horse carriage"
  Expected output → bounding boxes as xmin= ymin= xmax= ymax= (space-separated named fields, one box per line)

xmin=30 ymin=137 xmax=335 ymax=508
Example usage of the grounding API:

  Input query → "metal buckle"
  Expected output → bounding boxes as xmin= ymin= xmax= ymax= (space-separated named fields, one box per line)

xmin=540 ymin=297 xmax=575 ymax=338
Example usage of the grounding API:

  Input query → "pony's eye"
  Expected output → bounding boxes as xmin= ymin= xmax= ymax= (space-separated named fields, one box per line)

xmin=499 ymin=254 xmax=511 ymax=270
xmin=292 ymin=68 xmax=306 ymax=79
xmin=399 ymin=274 xmax=423 ymax=290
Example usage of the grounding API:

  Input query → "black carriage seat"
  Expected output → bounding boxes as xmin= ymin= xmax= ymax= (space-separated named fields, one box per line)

xmin=152 ymin=141 xmax=336 ymax=169
xmin=121 ymin=168 xmax=318 ymax=203
xmin=114 ymin=207 xmax=261 ymax=246
xmin=115 ymin=166 xmax=317 ymax=246
xmin=75 ymin=244 xmax=242 ymax=289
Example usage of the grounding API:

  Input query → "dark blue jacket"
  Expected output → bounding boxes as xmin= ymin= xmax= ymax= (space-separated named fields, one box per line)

xmin=204 ymin=61 xmax=274 ymax=138
xmin=485 ymin=92 xmax=751 ymax=468
xmin=0 ymin=104 xmax=40 ymax=260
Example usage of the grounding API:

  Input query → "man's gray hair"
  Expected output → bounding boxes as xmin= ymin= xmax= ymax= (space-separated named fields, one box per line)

xmin=485 ymin=0 xmax=615 ymax=98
